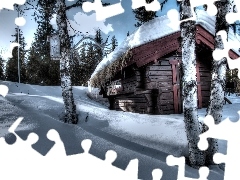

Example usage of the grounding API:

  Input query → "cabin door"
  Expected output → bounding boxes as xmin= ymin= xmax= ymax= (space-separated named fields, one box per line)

xmin=169 ymin=59 xmax=183 ymax=114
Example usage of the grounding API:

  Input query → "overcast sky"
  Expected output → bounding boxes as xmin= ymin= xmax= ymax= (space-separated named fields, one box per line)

xmin=0 ymin=0 xmax=178 ymax=59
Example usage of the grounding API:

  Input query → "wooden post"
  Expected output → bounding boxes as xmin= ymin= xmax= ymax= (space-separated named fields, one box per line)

xmin=169 ymin=59 xmax=180 ymax=114
xmin=196 ymin=61 xmax=202 ymax=109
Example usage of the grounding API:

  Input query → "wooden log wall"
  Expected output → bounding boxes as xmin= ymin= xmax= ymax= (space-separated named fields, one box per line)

xmin=105 ymin=55 xmax=212 ymax=115
xmin=145 ymin=59 xmax=175 ymax=114
xmin=106 ymin=65 xmax=149 ymax=114
xmin=114 ymin=93 xmax=148 ymax=114
xmin=197 ymin=60 xmax=212 ymax=107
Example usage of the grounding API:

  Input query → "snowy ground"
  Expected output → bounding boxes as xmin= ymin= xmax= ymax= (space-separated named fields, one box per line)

xmin=1 ymin=80 xmax=240 ymax=179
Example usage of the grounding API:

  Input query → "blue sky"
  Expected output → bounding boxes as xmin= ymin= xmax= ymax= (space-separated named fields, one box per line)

xmin=0 ymin=0 xmax=179 ymax=59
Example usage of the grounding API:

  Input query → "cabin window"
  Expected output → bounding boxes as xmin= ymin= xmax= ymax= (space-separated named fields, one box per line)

xmin=107 ymin=79 xmax=123 ymax=95
xmin=114 ymin=79 xmax=122 ymax=89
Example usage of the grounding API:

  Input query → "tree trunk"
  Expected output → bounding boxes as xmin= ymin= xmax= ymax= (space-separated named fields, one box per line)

xmin=180 ymin=0 xmax=205 ymax=167
xmin=56 ymin=0 xmax=78 ymax=124
xmin=205 ymin=0 xmax=232 ymax=165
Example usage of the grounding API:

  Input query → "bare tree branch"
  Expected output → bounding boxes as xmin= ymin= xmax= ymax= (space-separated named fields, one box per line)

xmin=65 ymin=0 xmax=110 ymax=11
xmin=66 ymin=0 xmax=85 ymax=11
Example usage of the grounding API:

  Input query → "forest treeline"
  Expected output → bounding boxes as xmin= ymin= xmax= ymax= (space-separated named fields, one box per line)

xmin=0 ymin=1 xmax=239 ymax=88
xmin=0 ymin=1 xmax=118 ymax=86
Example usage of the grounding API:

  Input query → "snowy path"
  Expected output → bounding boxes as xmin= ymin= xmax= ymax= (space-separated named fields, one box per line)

xmin=1 ymin=81 xmax=238 ymax=179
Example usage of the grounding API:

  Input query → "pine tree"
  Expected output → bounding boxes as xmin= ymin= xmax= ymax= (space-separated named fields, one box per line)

xmin=86 ymin=43 xmax=98 ymax=76
xmin=110 ymin=35 xmax=118 ymax=52
xmin=5 ymin=28 xmax=27 ymax=83
xmin=26 ymin=45 xmax=42 ymax=84
xmin=132 ymin=0 xmax=157 ymax=27
xmin=71 ymin=47 xmax=86 ymax=86
xmin=94 ymin=29 xmax=104 ymax=63
xmin=27 ymin=0 xmax=59 ymax=85
xmin=78 ymin=46 xmax=90 ymax=86
xmin=0 ymin=56 xmax=5 ymax=80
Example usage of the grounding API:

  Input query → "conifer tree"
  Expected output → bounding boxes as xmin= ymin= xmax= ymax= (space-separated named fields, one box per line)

xmin=27 ymin=0 xmax=60 ymax=85
xmin=26 ymin=45 xmax=41 ymax=84
xmin=86 ymin=43 xmax=97 ymax=76
xmin=132 ymin=0 xmax=157 ymax=27
xmin=71 ymin=47 xmax=86 ymax=86
xmin=79 ymin=46 xmax=88 ymax=85
xmin=110 ymin=35 xmax=118 ymax=52
xmin=94 ymin=29 xmax=104 ymax=63
xmin=5 ymin=28 xmax=27 ymax=83
xmin=0 ymin=56 xmax=5 ymax=80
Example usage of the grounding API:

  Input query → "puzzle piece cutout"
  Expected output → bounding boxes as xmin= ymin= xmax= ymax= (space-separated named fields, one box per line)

xmin=166 ymin=155 xmax=209 ymax=180
xmin=0 ymin=0 xmax=25 ymax=10
xmin=167 ymin=0 xmax=220 ymax=30
xmin=15 ymin=16 xmax=26 ymax=26
xmin=198 ymin=113 xmax=240 ymax=180
xmin=0 ymin=117 xmax=140 ymax=180
xmin=0 ymin=84 xmax=9 ymax=97
xmin=152 ymin=169 xmax=163 ymax=180
xmin=82 ymin=0 xmax=124 ymax=21
xmin=131 ymin=0 xmax=160 ymax=11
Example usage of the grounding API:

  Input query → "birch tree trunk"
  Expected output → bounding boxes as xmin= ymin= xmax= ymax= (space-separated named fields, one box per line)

xmin=205 ymin=0 xmax=231 ymax=165
xmin=56 ymin=0 xmax=78 ymax=124
xmin=180 ymin=0 xmax=205 ymax=167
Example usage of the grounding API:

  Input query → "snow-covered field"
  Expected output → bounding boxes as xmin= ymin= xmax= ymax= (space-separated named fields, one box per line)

xmin=0 ymin=80 xmax=240 ymax=179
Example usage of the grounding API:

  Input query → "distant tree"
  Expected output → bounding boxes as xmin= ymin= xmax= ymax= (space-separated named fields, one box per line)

xmin=26 ymin=45 xmax=42 ymax=84
xmin=70 ymin=29 xmax=109 ymax=86
xmin=86 ymin=43 xmax=98 ymax=75
xmin=94 ymin=29 xmax=104 ymax=63
xmin=79 ymin=46 xmax=88 ymax=85
xmin=71 ymin=46 xmax=86 ymax=86
xmin=132 ymin=0 xmax=157 ymax=27
xmin=5 ymin=28 xmax=27 ymax=83
xmin=0 ymin=56 xmax=5 ymax=80
xmin=27 ymin=0 xmax=60 ymax=85
xmin=110 ymin=35 xmax=118 ymax=52
xmin=127 ymin=31 xmax=130 ymax=36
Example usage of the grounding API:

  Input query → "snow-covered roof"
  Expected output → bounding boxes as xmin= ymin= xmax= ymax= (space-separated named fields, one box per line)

xmin=91 ymin=14 xmax=179 ymax=80
xmin=90 ymin=10 xmax=240 ymax=87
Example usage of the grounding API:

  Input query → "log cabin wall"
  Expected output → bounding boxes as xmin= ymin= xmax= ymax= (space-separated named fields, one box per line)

xmin=145 ymin=59 xmax=175 ymax=114
xmin=105 ymin=53 xmax=212 ymax=115
xmin=106 ymin=65 xmax=149 ymax=114
xmin=196 ymin=51 xmax=212 ymax=108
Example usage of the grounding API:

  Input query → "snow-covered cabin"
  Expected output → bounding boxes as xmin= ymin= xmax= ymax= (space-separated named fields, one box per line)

xmin=90 ymin=10 xmax=240 ymax=115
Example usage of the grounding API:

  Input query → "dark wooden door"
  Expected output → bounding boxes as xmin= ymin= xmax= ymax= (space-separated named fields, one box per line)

xmin=169 ymin=59 xmax=183 ymax=114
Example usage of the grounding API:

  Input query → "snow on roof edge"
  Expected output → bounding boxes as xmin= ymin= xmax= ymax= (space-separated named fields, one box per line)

xmin=91 ymin=15 xmax=179 ymax=79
